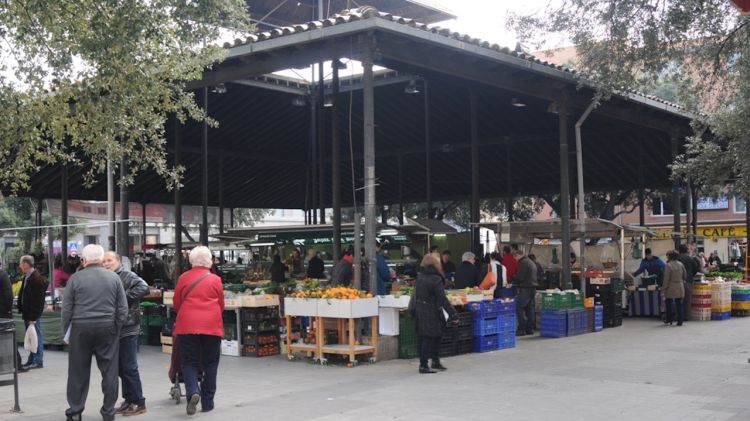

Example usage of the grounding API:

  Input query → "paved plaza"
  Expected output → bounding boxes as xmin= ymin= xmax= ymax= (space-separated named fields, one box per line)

xmin=3 ymin=318 xmax=750 ymax=421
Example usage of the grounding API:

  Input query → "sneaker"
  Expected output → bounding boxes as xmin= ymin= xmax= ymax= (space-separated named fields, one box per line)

xmin=22 ymin=362 xmax=43 ymax=370
xmin=116 ymin=401 xmax=132 ymax=415
xmin=186 ymin=394 xmax=200 ymax=416
xmin=418 ymin=366 xmax=437 ymax=374
xmin=431 ymin=363 xmax=447 ymax=371
xmin=122 ymin=404 xmax=147 ymax=417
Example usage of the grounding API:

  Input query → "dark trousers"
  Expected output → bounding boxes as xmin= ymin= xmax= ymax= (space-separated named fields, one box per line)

xmin=665 ymin=298 xmax=684 ymax=324
xmin=516 ymin=287 xmax=536 ymax=333
xmin=683 ymin=282 xmax=692 ymax=321
xmin=418 ymin=336 xmax=440 ymax=368
xmin=179 ymin=334 xmax=221 ymax=411
xmin=66 ymin=322 xmax=120 ymax=420
xmin=119 ymin=334 xmax=145 ymax=406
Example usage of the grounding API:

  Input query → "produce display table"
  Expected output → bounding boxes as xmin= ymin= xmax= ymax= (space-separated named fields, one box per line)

xmin=13 ymin=309 xmax=63 ymax=346
xmin=628 ymin=289 xmax=662 ymax=317
xmin=284 ymin=297 xmax=378 ymax=366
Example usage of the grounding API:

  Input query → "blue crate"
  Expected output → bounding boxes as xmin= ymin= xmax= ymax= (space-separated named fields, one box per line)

xmin=711 ymin=311 xmax=731 ymax=321
xmin=497 ymin=316 xmax=516 ymax=333
xmin=468 ymin=300 xmax=501 ymax=319
xmin=540 ymin=325 xmax=567 ymax=338
xmin=541 ymin=310 xmax=567 ymax=321
xmin=496 ymin=299 xmax=516 ymax=315
xmin=594 ymin=305 xmax=603 ymax=321
xmin=498 ymin=335 xmax=516 ymax=350
xmin=473 ymin=334 xmax=501 ymax=352
xmin=473 ymin=317 xmax=501 ymax=336
xmin=732 ymin=293 xmax=750 ymax=302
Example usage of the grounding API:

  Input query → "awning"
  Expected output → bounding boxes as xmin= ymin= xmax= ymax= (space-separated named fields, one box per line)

xmin=478 ymin=219 xmax=655 ymax=243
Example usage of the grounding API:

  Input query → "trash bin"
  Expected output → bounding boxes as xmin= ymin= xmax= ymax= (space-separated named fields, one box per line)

xmin=0 ymin=318 xmax=21 ymax=412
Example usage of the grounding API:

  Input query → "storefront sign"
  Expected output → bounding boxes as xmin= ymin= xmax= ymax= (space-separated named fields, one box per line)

xmin=653 ymin=225 xmax=747 ymax=240
xmin=696 ymin=197 xmax=728 ymax=210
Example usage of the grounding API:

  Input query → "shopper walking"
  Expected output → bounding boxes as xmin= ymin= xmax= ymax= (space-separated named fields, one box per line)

xmin=173 ymin=246 xmax=224 ymax=415
xmin=663 ymin=250 xmax=687 ymax=326
xmin=17 ymin=254 xmax=47 ymax=370
xmin=409 ymin=254 xmax=457 ymax=374
xmin=62 ymin=244 xmax=128 ymax=421
xmin=103 ymin=251 xmax=150 ymax=417
xmin=512 ymin=248 xmax=538 ymax=336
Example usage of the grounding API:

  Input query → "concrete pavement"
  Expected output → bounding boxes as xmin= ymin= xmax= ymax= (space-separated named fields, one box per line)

xmin=2 ymin=317 xmax=750 ymax=420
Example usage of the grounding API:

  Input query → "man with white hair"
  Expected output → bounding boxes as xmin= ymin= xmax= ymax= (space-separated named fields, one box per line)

xmin=453 ymin=251 xmax=479 ymax=289
xmin=103 ymin=251 xmax=150 ymax=417
xmin=62 ymin=244 xmax=128 ymax=421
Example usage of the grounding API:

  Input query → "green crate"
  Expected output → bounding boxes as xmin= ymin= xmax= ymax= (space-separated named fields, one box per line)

xmin=568 ymin=292 xmax=584 ymax=308
xmin=541 ymin=293 xmax=571 ymax=310
xmin=398 ymin=314 xmax=418 ymax=359
xmin=147 ymin=315 xmax=164 ymax=327
xmin=610 ymin=278 xmax=624 ymax=293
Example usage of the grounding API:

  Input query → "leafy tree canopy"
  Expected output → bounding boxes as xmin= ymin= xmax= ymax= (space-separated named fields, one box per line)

xmin=0 ymin=1 xmax=250 ymax=193
xmin=511 ymin=1 xmax=749 ymax=196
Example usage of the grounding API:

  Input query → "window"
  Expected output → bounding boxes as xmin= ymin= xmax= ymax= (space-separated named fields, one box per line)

xmin=85 ymin=235 xmax=97 ymax=245
xmin=735 ymin=197 xmax=747 ymax=213
xmin=97 ymin=207 xmax=106 ymax=215
xmin=651 ymin=197 xmax=687 ymax=216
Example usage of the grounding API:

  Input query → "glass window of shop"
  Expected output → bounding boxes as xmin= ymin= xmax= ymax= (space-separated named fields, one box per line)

xmin=734 ymin=197 xmax=746 ymax=214
xmin=651 ymin=197 xmax=687 ymax=216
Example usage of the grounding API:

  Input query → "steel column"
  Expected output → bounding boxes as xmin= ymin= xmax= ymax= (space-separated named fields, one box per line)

xmin=107 ymin=159 xmax=116 ymax=251
xmin=310 ymin=87 xmax=318 ymax=224
xmin=318 ymin=61 xmax=326 ymax=224
xmin=559 ymin=95 xmax=572 ymax=289
xmin=470 ymin=91 xmax=480 ymax=254
xmin=119 ymin=156 xmax=130 ymax=259
xmin=671 ymin=135 xmax=681 ymax=249
xmin=174 ymin=119 xmax=183 ymax=275
xmin=61 ymin=164 xmax=69 ymax=263
xmin=201 ymin=87 xmax=209 ymax=246
xmin=398 ymin=155 xmax=404 ymax=225
xmin=638 ymin=147 xmax=645 ymax=226
xmin=362 ymin=40 xmax=378 ymax=290
xmin=424 ymin=79 xmax=432 ymax=219
xmin=331 ymin=61 xmax=342 ymax=261
xmin=141 ymin=203 xmax=147 ymax=251
xmin=506 ymin=141 xmax=513 ymax=221
xmin=218 ymin=154 xmax=225 ymax=262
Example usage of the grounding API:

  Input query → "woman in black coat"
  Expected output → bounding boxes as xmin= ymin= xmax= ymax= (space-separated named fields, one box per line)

xmin=410 ymin=254 xmax=458 ymax=374
xmin=269 ymin=255 xmax=287 ymax=284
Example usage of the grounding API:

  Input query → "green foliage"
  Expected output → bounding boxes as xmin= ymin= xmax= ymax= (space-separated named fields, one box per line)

xmin=0 ymin=196 xmax=81 ymax=252
xmin=401 ymin=197 xmax=544 ymax=229
xmin=511 ymin=1 xmax=750 ymax=196
xmin=0 ymin=1 xmax=251 ymax=193
xmin=232 ymin=208 xmax=274 ymax=227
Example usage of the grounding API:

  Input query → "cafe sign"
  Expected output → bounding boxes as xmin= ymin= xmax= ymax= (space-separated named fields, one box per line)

xmin=653 ymin=225 xmax=747 ymax=240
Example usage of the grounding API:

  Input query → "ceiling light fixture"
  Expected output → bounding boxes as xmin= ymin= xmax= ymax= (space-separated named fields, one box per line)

xmin=404 ymin=79 xmax=420 ymax=94
xmin=323 ymin=95 xmax=333 ymax=107
xmin=291 ymin=95 xmax=307 ymax=107
xmin=212 ymin=83 xmax=227 ymax=94
xmin=511 ymin=97 xmax=526 ymax=107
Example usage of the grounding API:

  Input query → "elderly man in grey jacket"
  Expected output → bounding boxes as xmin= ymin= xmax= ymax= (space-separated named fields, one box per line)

xmin=62 ymin=244 xmax=128 ymax=421
xmin=512 ymin=248 xmax=538 ymax=337
xmin=103 ymin=251 xmax=150 ymax=417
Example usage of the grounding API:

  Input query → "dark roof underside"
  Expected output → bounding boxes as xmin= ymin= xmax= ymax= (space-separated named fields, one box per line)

xmin=16 ymin=9 xmax=690 ymax=210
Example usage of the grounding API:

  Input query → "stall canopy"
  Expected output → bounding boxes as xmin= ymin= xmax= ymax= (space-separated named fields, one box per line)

xmin=15 ymin=7 xmax=693 ymax=209
xmin=212 ymin=223 xmax=407 ymax=246
xmin=480 ymin=219 xmax=655 ymax=244
xmin=398 ymin=218 xmax=458 ymax=236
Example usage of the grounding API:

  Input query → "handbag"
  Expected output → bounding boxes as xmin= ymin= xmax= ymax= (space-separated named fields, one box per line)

xmin=479 ymin=263 xmax=496 ymax=290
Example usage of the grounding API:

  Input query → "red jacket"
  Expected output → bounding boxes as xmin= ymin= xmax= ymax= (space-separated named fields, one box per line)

xmin=502 ymin=253 xmax=518 ymax=284
xmin=173 ymin=268 xmax=224 ymax=337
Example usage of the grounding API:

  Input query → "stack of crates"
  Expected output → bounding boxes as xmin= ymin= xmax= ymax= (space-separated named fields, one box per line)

xmin=439 ymin=309 xmax=474 ymax=357
xmin=398 ymin=313 xmax=418 ymax=359
xmin=566 ymin=308 xmax=588 ymax=336
xmin=241 ymin=306 xmax=280 ymax=357
xmin=469 ymin=299 xmax=516 ymax=353
xmin=711 ymin=281 xmax=732 ymax=321
xmin=594 ymin=305 xmax=604 ymax=332
xmin=540 ymin=310 xmax=567 ymax=338
xmin=691 ymin=283 xmax=712 ymax=321
xmin=140 ymin=304 xmax=165 ymax=346
xmin=731 ymin=284 xmax=750 ymax=317
xmin=588 ymin=284 xmax=622 ymax=328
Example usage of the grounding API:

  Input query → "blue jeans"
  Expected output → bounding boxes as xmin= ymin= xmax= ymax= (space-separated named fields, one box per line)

xmin=179 ymin=334 xmax=221 ymax=411
xmin=516 ymin=288 xmax=536 ymax=333
xmin=24 ymin=319 xmax=43 ymax=364
xmin=119 ymin=335 xmax=145 ymax=406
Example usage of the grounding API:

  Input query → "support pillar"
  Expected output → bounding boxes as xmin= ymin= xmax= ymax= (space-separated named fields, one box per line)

xmin=141 ymin=203 xmax=147 ymax=251
xmin=201 ymin=87 xmax=209 ymax=246
xmin=686 ymin=181 xmax=693 ymax=243
xmin=638 ymin=147 xmax=646 ymax=226
xmin=318 ymin=61 xmax=326 ymax=225
xmin=505 ymin=140 xmax=513 ymax=221
xmin=397 ymin=155 xmax=404 ymax=225
xmin=331 ymin=60 xmax=342 ymax=261
xmin=558 ymin=95 xmax=572 ymax=289
xmin=61 ymin=165 xmax=69 ymax=264
xmin=219 ymin=155 xmax=225 ymax=262
xmin=470 ymin=91 xmax=480 ymax=254
xmin=119 ymin=157 xmax=130 ymax=259
xmin=362 ymin=40 xmax=378 ymax=291
xmin=671 ymin=135 xmax=681 ymax=249
xmin=310 ymin=88 xmax=318 ymax=225
xmin=107 ymin=159 xmax=116 ymax=251
xmin=424 ymin=79 xmax=432 ymax=219
xmin=35 ymin=198 xmax=43 ymax=246
xmin=692 ymin=187 xmax=699 ymax=240
xmin=174 ymin=119 xmax=183 ymax=276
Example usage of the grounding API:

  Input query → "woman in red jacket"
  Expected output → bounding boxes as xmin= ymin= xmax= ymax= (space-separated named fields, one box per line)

xmin=173 ymin=246 xmax=224 ymax=416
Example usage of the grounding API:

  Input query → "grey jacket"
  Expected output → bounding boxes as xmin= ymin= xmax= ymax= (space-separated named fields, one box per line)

xmin=663 ymin=260 xmax=686 ymax=300
xmin=512 ymin=256 xmax=538 ymax=288
xmin=115 ymin=266 xmax=150 ymax=338
xmin=62 ymin=264 xmax=128 ymax=332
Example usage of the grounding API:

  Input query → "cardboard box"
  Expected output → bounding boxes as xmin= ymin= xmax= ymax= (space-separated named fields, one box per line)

xmin=163 ymin=291 xmax=174 ymax=306
xmin=317 ymin=298 xmax=378 ymax=318
xmin=378 ymin=295 xmax=411 ymax=309
xmin=221 ymin=340 xmax=240 ymax=357
xmin=162 ymin=344 xmax=172 ymax=354
xmin=378 ymin=307 xmax=400 ymax=336
xmin=241 ymin=294 xmax=280 ymax=307
xmin=284 ymin=297 xmax=318 ymax=317
xmin=160 ymin=334 xmax=173 ymax=345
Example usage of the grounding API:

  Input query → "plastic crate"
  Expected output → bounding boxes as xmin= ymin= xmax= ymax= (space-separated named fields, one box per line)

xmin=439 ymin=342 xmax=458 ymax=357
xmin=473 ymin=317 xmax=501 ymax=336
xmin=473 ymin=334 xmax=501 ymax=352
xmin=468 ymin=300 xmax=502 ymax=318
xmin=711 ymin=311 xmax=731 ymax=321
xmin=398 ymin=314 xmax=418 ymax=359
xmin=456 ymin=339 xmax=474 ymax=355
xmin=243 ymin=320 xmax=279 ymax=334
xmin=568 ymin=292 xmax=584 ymax=308
xmin=498 ymin=334 xmax=516 ymax=350
xmin=731 ymin=293 xmax=750 ymax=301
xmin=566 ymin=308 xmax=587 ymax=336
xmin=496 ymin=316 xmax=516 ymax=333
xmin=732 ymin=309 xmax=750 ymax=317
xmin=242 ymin=306 xmax=280 ymax=322
xmin=541 ymin=293 xmax=571 ymax=310
xmin=496 ymin=299 xmax=516 ymax=315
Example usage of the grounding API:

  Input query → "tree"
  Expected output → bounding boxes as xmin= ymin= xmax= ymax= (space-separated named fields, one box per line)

xmin=400 ymin=197 xmax=544 ymax=229
xmin=0 ymin=197 xmax=81 ymax=253
xmin=511 ymin=1 xmax=750 ymax=196
xmin=540 ymin=190 xmax=649 ymax=221
xmin=232 ymin=208 xmax=275 ymax=227
xmin=0 ymin=1 xmax=250 ymax=193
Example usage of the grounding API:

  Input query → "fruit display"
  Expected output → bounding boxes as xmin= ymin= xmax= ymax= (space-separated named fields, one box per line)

xmin=291 ymin=286 xmax=373 ymax=299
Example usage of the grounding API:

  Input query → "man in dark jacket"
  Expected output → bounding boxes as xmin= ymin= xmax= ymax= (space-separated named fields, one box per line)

xmin=330 ymin=251 xmax=354 ymax=287
xmin=63 ymin=245 xmax=128 ymax=421
xmin=0 ymin=265 xmax=11 ymax=318
xmin=306 ymin=249 xmax=325 ymax=279
xmin=453 ymin=252 xmax=479 ymax=289
xmin=677 ymin=244 xmax=699 ymax=321
xmin=441 ymin=250 xmax=456 ymax=274
xmin=17 ymin=255 xmax=47 ymax=370
xmin=103 ymin=251 xmax=150 ymax=417
xmin=512 ymin=249 xmax=538 ymax=336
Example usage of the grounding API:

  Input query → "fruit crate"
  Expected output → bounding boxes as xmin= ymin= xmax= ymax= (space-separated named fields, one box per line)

xmin=594 ymin=305 xmax=604 ymax=332
xmin=540 ymin=310 xmax=567 ymax=338
xmin=498 ymin=334 xmax=516 ymax=350
xmin=566 ymin=308 xmax=587 ymax=336
xmin=611 ymin=278 xmax=625 ymax=293
xmin=732 ymin=309 xmax=750 ymax=317
xmin=567 ymin=292 xmax=584 ymax=308
xmin=473 ymin=317 xmax=502 ymax=336
xmin=731 ymin=293 xmax=750 ymax=302
xmin=398 ymin=314 xmax=418 ymax=359
xmin=242 ymin=306 xmax=280 ymax=322
xmin=541 ymin=293 xmax=572 ymax=310
xmin=242 ymin=343 xmax=280 ymax=357
xmin=711 ymin=311 xmax=731 ymax=321
xmin=242 ymin=333 xmax=280 ymax=345
xmin=467 ymin=300 xmax=502 ymax=318
xmin=439 ymin=341 xmax=458 ymax=358
xmin=457 ymin=339 xmax=474 ymax=355
xmin=243 ymin=320 xmax=279 ymax=334
xmin=473 ymin=334 xmax=501 ymax=353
